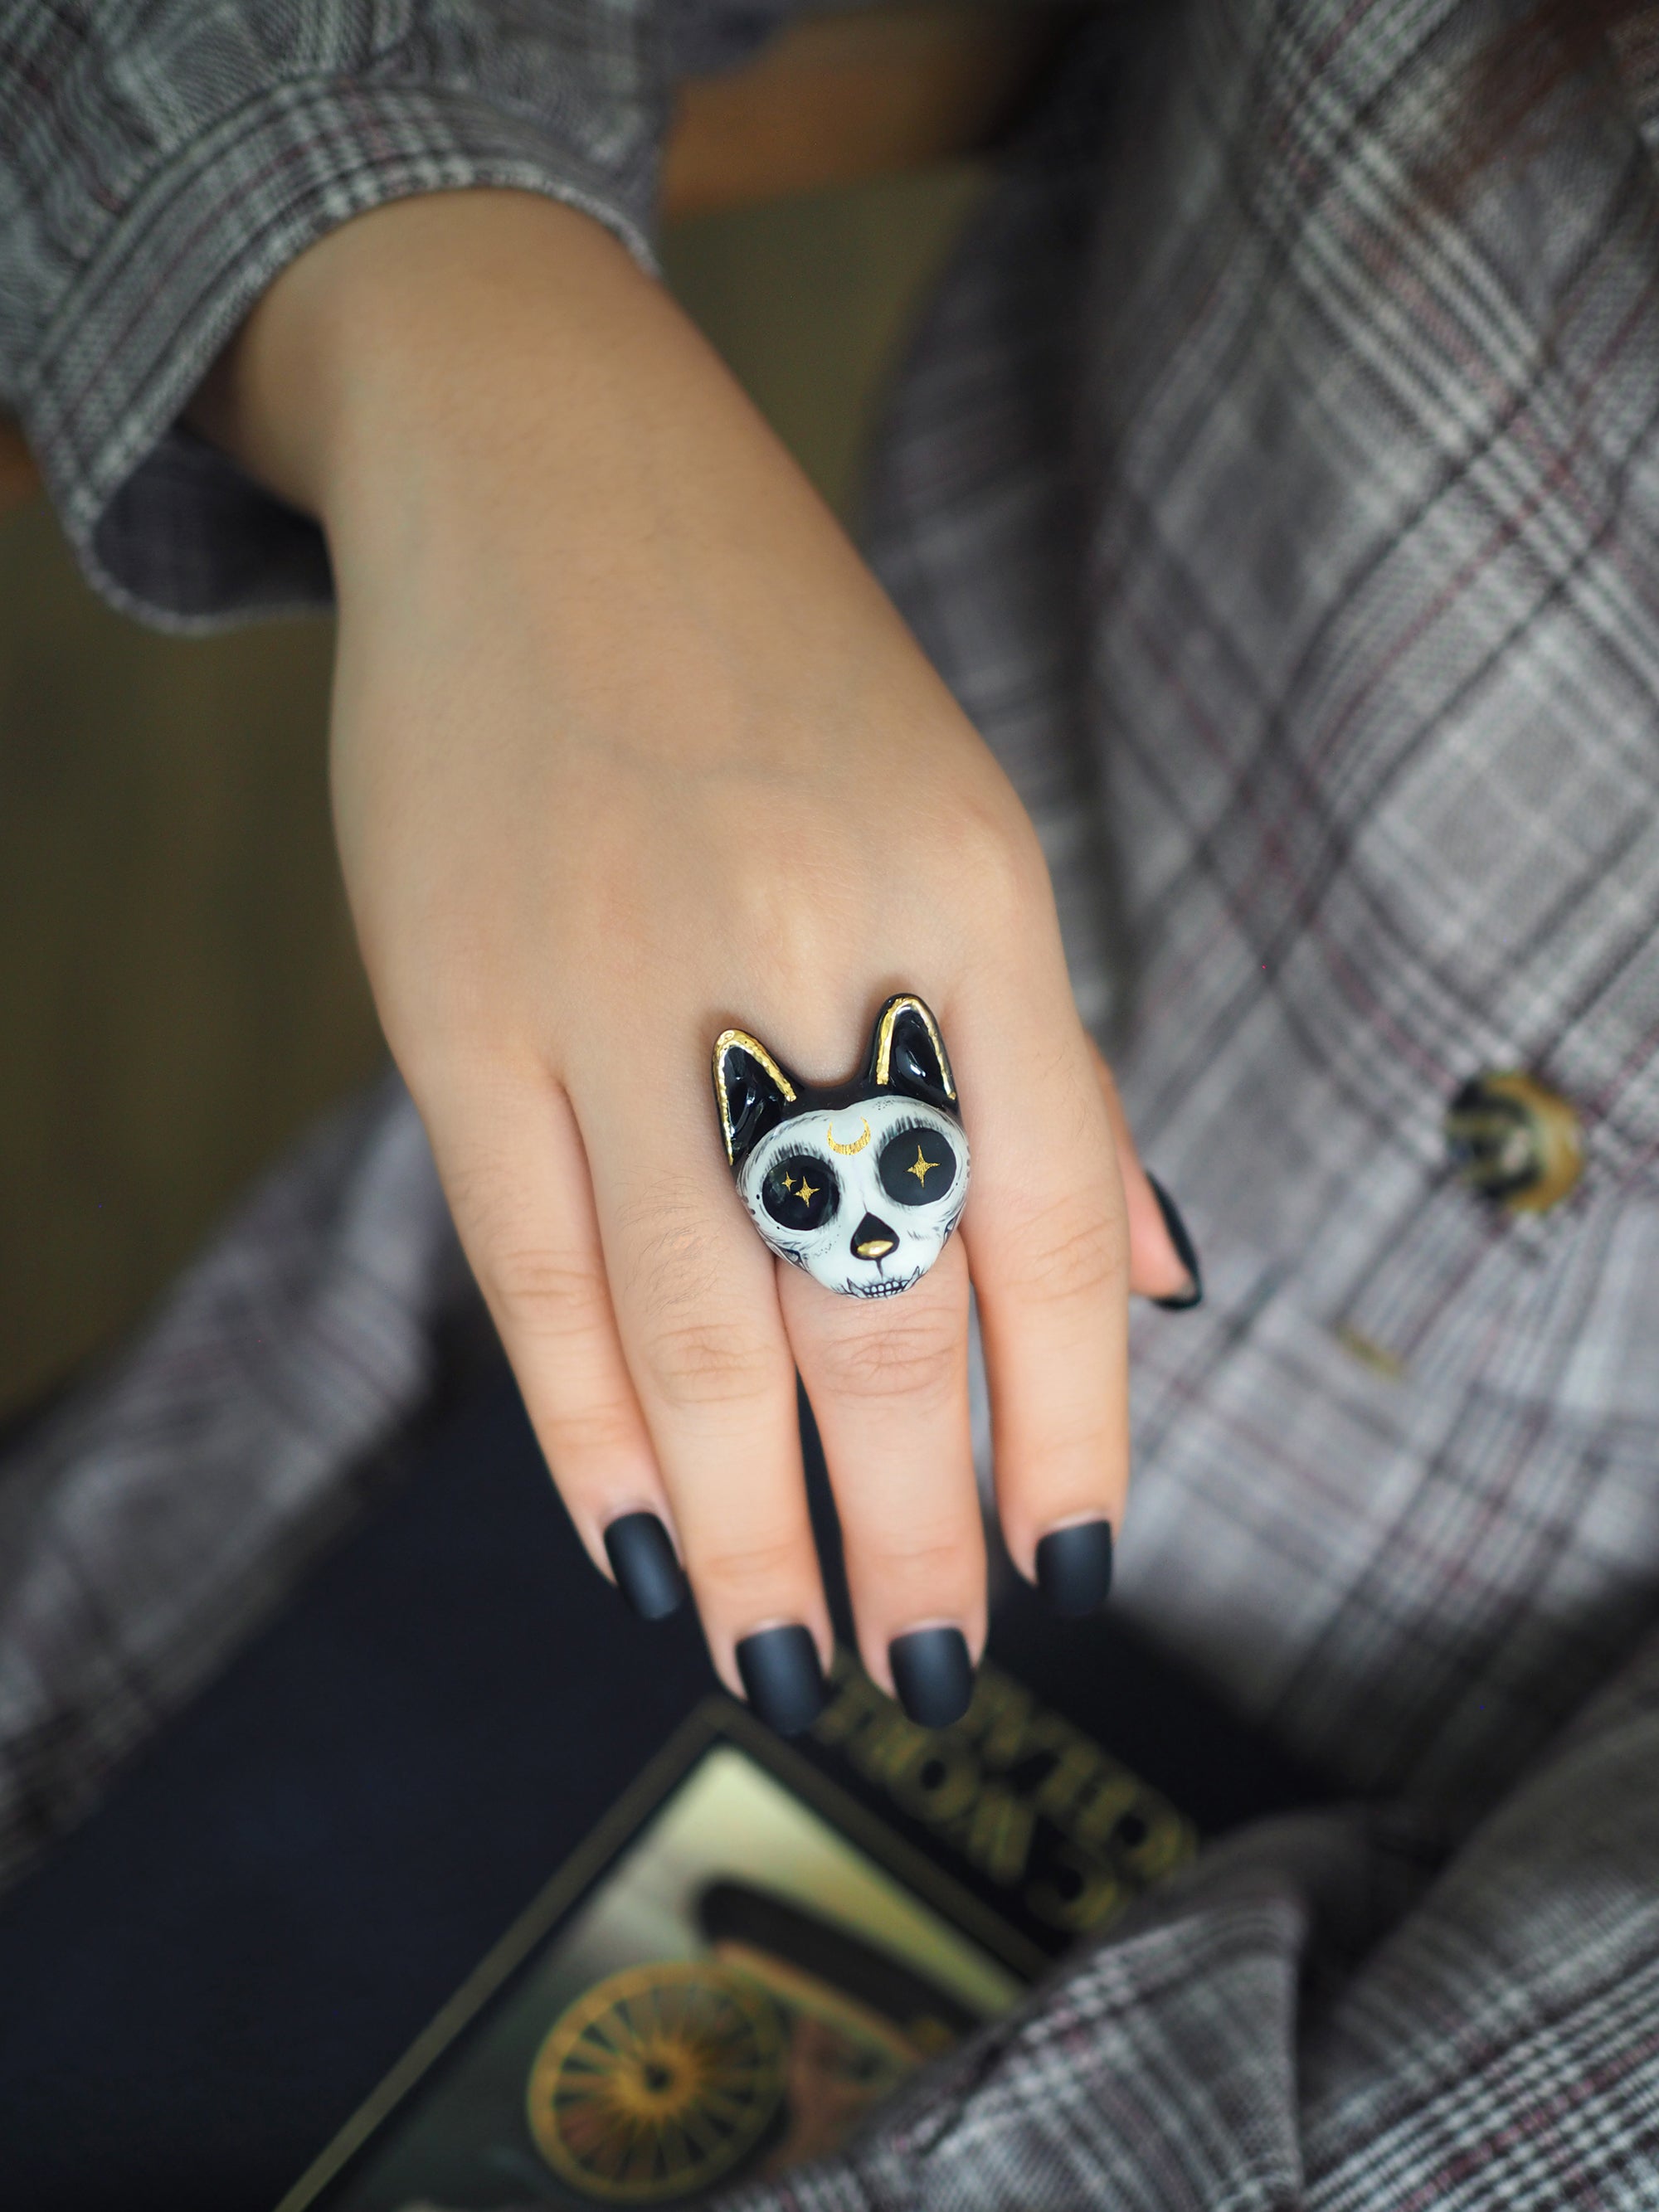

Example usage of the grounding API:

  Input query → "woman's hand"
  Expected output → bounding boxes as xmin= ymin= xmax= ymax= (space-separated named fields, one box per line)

xmin=193 ymin=192 xmax=1195 ymax=1726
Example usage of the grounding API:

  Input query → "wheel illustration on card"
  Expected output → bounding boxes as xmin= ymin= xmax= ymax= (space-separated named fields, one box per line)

xmin=527 ymin=1960 xmax=788 ymax=2200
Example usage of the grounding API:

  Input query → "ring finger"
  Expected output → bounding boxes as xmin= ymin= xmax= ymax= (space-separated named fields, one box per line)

xmin=779 ymin=1232 xmax=980 ymax=1727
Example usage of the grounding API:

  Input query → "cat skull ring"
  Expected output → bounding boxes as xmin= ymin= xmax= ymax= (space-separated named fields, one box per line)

xmin=713 ymin=995 xmax=969 ymax=1299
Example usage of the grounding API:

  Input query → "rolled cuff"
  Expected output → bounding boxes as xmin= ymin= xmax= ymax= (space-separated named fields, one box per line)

xmin=17 ymin=80 xmax=661 ymax=631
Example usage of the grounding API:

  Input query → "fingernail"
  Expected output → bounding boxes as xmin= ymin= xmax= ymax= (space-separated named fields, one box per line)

xmin=1146 ymin=1175 xmax=1204 ymax=1310
xmin=604 ymin=1512 xmax=687 ymax=1621
xmin=1034 ymin=1519 xmax=1114 ymax=1616
xmin=888 ymin=1626 xmax=975 ymax=1728
xmin=736 ymin=1625 xmax=828 ymax=1736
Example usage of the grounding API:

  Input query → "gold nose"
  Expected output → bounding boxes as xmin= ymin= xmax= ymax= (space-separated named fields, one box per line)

xmin=855 ymin=1237 xmax=895 ymax=1258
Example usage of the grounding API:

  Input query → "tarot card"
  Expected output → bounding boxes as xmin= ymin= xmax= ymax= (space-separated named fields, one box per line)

xmin=280 ymin=1699 xmax=1039 ymax=2212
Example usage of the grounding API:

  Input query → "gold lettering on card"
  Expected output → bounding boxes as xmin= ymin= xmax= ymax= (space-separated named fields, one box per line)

xmin=1033 ymin=1738 xmax=1102 ymax=1824
xmin=810 ymin=1651 xmax=1196 ymax=1918
xmin=945 ymin=1787 xmax=1037 ymax=1887
xmin=810 ymin=1663 xmax=887 ymax=1749
xmin=1068 ymin=1771 xmax=1146 ymax=1851
xmin=959 ymin=1673 xmax=1041 ymax=1770
xmin=861 ymin=1711 xmax=935 ymax=1791
xmin=1118 ymin=1810 xmax=1198 ymax=1884
xmin=885 ymin=1736 xmax=980 ymax=1825
xmin=1026 ymin=1842 xmax=1125 ymax=1933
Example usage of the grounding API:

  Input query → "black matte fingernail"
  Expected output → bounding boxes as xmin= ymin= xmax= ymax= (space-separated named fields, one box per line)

xmin=736 ymin=1625 xmax=828 ymax=1736
xmin=1146 ymin=1174 xmax=1204 ymax=1310
xmin=889 ymin=1626 xmax=975 ymax=1728
xmin=1035 ymin=1519 xmax=1114 ymax=1616
xmin=604 ymin=1512 xmax=686 ymax=1621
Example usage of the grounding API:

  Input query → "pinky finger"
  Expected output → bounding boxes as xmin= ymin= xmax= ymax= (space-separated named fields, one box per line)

xmin=1088 ymin=1042 xmax=1203 ymax=1310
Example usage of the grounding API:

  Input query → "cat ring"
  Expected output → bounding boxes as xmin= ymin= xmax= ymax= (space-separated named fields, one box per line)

xmin=713 ymin=994 xmax=970 ymax=1299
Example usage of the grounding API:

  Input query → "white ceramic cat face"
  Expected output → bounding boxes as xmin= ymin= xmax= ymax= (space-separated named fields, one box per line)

xmin=714 ymin=998 xmax=970 ymax=1300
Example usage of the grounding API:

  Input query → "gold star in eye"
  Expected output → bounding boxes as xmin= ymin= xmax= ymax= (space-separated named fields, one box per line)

xmin=795 ymin=1177 xmax=819 ymax=1206
xmin=781 ymin=1172 xmax=795 ymax=1191
xmin=906 ymin=1145 xmax=940 ymax=1185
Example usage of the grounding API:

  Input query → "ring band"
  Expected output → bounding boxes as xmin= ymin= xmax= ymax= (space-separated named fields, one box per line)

xmin=713 ymin=995 xmax=970 ymax=1299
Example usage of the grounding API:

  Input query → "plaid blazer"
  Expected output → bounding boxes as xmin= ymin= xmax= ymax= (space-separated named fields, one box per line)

xmin=7 ymin=0 xmax=1659 ymax=2200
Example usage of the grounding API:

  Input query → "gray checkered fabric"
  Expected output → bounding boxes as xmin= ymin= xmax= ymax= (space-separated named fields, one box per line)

xmin=877 ymin=0 xmax=1659 ymax=1831
xmin=0 ymin=1073 xmax=471 ymax=1881
xmin=732 ymin=1624 xmax=1659 ymax=2210
xmin=8 ymin=0 xmax=1659 ymax=2199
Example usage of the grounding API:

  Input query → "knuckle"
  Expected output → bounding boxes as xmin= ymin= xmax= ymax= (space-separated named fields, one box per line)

xmin=439 ymin=1150 xmax=523 ymax=1247
xmin=637 ymin=1317 xmax=781 ymax=1413
xmin=615 ymin=1188 xmax=786 ymax=1413
xmin=483 ymin=1243 xmax=611 ymax=1344
xmin=1002 ymin=1194 xmax=1124 ymax=1309
xmin=955 ymin=799 xmax=1047 ymax=922
xmin=693 ymin=1532 xmax=810 ymax=1608
xmin=540 ymin=1393 xmax=642 ymax=1471
xmin=858 ymin=1525 xmax=973 ymax=1592
xmin=613 ymin=1184 xmax=726 ymax=1315
xmin=725 ymin=868 xmax=827 ymax=975
xmin=808 ymin=1303 xmax=961 ymax=1404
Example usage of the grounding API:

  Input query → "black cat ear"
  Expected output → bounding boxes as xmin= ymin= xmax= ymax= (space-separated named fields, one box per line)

xmin=713 ymin=1029 xmax=798 ymax=1168
xmin=868 ymin=995 xmax=958 ymax=1113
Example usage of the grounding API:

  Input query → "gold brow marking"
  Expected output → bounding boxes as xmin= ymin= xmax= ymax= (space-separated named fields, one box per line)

xmin=825 ymin=1118 xmax=872 ymax=1155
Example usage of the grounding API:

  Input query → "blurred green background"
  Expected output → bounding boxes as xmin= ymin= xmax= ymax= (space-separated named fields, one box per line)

xmin=0 ymin=168 xmax=984 ymax=1421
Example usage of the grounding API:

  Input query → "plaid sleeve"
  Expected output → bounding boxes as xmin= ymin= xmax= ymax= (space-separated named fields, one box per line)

xmin=0 ymin=0 xmax=772 ymax=630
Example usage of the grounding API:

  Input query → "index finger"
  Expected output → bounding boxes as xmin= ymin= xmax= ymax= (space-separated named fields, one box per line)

xmin=580 ymin=1069 xmax=837 ymax=1734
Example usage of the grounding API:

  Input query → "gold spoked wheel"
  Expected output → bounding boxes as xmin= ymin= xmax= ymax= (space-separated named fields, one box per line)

xmin=527 ymin=1961 xmax=788 ymax=2201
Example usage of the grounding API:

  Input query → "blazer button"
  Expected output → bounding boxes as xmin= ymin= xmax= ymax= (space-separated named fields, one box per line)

xmin=1445 ymin=1071 xmax=1584 ymax=1213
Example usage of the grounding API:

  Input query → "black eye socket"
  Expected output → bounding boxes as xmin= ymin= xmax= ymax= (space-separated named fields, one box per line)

xmin=761 ymin=1155 xmax=838 ymax=1232
xmin=878 ymin=1127 xmax=957 ymax=1208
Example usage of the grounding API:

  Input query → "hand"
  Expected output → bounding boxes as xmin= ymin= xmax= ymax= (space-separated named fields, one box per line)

xmin=192 ymin=192 xmax=1197 ymax=1728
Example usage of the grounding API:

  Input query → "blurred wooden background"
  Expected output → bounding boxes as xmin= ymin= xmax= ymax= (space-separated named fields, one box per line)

xmin=0 ymin=4 xmax=1043 ymax=1418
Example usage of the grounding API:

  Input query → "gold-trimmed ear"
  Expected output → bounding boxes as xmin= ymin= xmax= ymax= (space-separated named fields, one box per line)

xmin=871 ymin=994 xmax=956 ymax=1101
xmin=712 ymin=1028 xmax=797 ymax=1166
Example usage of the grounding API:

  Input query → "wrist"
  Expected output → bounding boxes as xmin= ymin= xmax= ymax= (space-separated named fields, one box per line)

xmin=199 ymin=187 xmax=975 ymax=803
xmin=194 ymin=189 xmax=878 ymax=657
xmin=190 ymin=191 xmax=664 ymax=552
